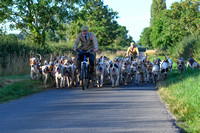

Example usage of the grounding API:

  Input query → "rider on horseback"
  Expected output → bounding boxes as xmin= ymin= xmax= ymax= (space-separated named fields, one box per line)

xmin=126 ymin=42 xmax=139 ymax=61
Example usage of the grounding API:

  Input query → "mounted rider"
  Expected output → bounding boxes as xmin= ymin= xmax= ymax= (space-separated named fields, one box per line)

xmin=126 ymin=42 xmax=139 ymax=60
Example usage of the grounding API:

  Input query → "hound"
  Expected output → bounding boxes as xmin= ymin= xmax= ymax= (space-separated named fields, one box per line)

xmin=187 ymin=58 xmax=200 ymax=69
xmin=64 ymin=64 xmax=76 ymax=88
xmin=152 ymin=64 xmax=160 ymax=84
xmin=54 ymin=63 xmax=66 ymax=88
xmin=177 ymin=51 xmax=185 ymax=74
xmin=109 ymin=61 xmax=120 ymax=88
xmin=136 ymin=58 xmax=146 ymax=86
xmin=96 ymin=62 xmax=105 ymax=88
xmin=130 ymin=61 xmax=137 ymax=84
xmin=29 ymin=54 xmax=42 ymax=80
xmin=164 ymin=52 xmax=173 ymax=72
xmin=121 ymin=58 xmax=131 ymax=86
xmin=41 ymin=65 xmax=49 ymax=84
xmin=114 ymin=57 xmax=123 ymax=84
xmin=160 ymin=60 xmax=169 ymax=80
xmin=146 ymin=60 xmax=153 ymax=83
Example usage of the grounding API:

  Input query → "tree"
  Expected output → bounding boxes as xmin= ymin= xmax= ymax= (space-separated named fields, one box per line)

xmin=0 ymin=0 xmax=13 ymax=22
xmin=114 ymin=25 xmax=133 ymax=47
xmin=3 ymin=0 xmax=88 ymax=47
xmin=150 ymin=0 xmax=166 ymax=25
xmin=66 ymin=0 xmax=120 ymax=46
xmin=138 ymin=27 xmax=152 ymax=48
xmin=138 ymin=0 xmax=166 ymax=49
xmin=150 ymin=0 xmax=200 ymax=49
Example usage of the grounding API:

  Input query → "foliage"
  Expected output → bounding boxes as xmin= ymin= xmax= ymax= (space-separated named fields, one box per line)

xmin=1 ymin=0 xmax=89 ymax=46
xmin=113 ymin=25 xmax=133 ymax=47
xmin=66 ymin=0 xmax=133 ymax=46
xmin=1 ymin=0 xmax=133 ymax=48
xmin=0 ymin=33 xmax=50 ymax=70
xmin=138 ymin=27 xmax=153 ymax=48
xmin=168 ymin=35 xmax=200 ymax=61
xmin=150 ymin=0 xmax=166 ymax=25
xmin=149 ymin=0 xmax=200 ymax=50
xmin=0 ymin=0 xmax=13 ymax=22
xmin=140 ymin=0 xmax=200 ymax=51
xmin=139 ymin=0 xmax=166 ymax=49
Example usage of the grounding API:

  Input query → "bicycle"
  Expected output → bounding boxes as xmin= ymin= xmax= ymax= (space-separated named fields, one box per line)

xmin=76 ymin=49 xmax=94 ymax=90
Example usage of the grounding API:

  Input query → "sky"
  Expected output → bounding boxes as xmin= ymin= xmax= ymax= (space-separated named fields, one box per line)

xmin=104 ymin=0 xmax=180 ymax=42
xmin=4 ymin=0 xmax=180 ymax=42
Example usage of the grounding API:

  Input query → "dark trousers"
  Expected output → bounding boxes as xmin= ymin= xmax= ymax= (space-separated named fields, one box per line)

xmin=77 ymin=51 xmax=96 ymax=84
xmin=77 ymin=52 xmax=95 ymax=66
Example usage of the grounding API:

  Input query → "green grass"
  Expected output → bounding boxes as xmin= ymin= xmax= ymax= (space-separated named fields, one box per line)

xmin=153 ymin=62 xmax=200 ymax=132
xmin=0 ymin=75 xmax=50 ymax=104
xmin=147 ymin=52 xmax=200 ymax=132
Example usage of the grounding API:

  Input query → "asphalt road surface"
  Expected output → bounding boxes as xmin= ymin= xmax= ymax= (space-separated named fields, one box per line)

xmin=0 ymin=82 xmax=182 ymax=133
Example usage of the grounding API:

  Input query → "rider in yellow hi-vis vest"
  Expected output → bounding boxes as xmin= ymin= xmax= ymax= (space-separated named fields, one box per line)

xmin=126 ymin=42 xmax=139 ymax=60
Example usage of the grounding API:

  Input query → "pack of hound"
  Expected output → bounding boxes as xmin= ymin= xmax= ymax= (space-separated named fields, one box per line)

xmin=29 ymin=52 xmax=199 ymax=88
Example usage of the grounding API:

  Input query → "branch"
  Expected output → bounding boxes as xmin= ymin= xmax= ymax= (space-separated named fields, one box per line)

xmin=45 ymin=0 xmax=68 ymax=30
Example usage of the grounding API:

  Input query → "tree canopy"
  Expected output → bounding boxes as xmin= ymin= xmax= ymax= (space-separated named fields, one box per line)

xmin=139 ymin=0 xmax=200 ymax=50
xmin=1 ymin=0 xmax=89 ymax=46
xmin=66 ymin=0 xmax=132 ymax=46
xmin=1 ymin=0 xmax=133 ymax=48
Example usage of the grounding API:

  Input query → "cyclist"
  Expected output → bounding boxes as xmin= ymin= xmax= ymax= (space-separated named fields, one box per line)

xmin=126 ymin=42 xmax=139 ymax=61
xmin=73 ymin=25 xmax=98 ymax=86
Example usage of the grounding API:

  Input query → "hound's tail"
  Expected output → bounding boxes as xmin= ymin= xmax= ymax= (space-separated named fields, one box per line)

xmin=37 ymin=54 xmax=42 ymax=63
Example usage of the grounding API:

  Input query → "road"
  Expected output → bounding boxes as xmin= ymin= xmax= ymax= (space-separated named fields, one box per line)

xmin=0 ymin=83 xmax=182 ymax=133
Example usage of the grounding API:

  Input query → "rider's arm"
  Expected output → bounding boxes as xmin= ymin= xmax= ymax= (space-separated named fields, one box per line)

xmin=126 ymin=47 xmax=130 ymax=56
xmin=136 ymin=47 xmax=139 ymax=56
xmin=74 ymin=33 xmax=81 ymax=50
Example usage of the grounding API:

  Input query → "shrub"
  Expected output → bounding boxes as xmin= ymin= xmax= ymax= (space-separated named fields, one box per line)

xmin=168 ymin=35 xmax=200 ymax=62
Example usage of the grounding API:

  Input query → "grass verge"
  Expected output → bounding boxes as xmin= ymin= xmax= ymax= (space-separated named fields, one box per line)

xmin=147 ymin=51 xmax=200 ymax=132
xmin=157 ymin=68 xmax=200 ymax=132
xmin=0 ymin=75 xmax=51 ymax=104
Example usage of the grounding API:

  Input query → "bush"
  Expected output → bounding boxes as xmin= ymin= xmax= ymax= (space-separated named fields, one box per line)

xmin=168 ymin=35 xmax=200 ymax=62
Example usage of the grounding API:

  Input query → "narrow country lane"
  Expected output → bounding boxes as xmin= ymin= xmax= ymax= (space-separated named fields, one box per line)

xmin=0 ymin=83 xmax=181 ymax=133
